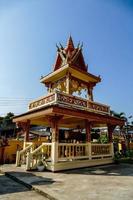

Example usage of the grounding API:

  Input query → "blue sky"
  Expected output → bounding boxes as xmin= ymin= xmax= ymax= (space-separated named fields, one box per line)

xmin=0 ymin=0 xmax=133 ymax=118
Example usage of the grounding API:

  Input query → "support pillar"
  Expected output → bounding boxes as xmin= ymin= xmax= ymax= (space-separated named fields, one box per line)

xmin=108 ymin=124 xmax=116 ymax=143
xmin=17 ymin=120 xmax=30 ymax=148
xmin=85 ymin=120 xmax=92 ymax=159
xmin=85 ymin=120 xmax=91 ymax=142
xmin=88 ymin=85 xmax=94 ymax=101
xmin=24 ymin=120 xmax=30 ymax=142
xmin=108 ymin=124 xmax=116 ymax=157
xmin=66 ymin=72 xmax=71 ymax=94
xmin=49 ymin=116 xmax=62 ymax=164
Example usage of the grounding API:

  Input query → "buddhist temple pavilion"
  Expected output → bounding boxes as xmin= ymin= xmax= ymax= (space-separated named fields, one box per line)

xmin=13 ymin=36 xmax=124 ymax=171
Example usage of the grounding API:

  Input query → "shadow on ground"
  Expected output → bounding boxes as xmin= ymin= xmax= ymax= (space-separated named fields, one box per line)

xmin=60 ymin=164 xmax=133 ymax=176
xmin=7 ymin=171 xmax=55 ymax=185
xmin=0 ymin=171 xmax=55 ymax=195
xmin=0 ymin=173 xmax=30 ymax=195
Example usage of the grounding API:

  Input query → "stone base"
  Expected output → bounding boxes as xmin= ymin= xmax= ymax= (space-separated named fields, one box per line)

xmin=46 ymin=158 xmax=114 ymax=172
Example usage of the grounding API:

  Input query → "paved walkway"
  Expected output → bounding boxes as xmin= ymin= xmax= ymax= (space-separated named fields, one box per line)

xmin=0 ymin=172 xmax=48 ymax=200
xmin=1 ymin=164 xmax=133 ymax=200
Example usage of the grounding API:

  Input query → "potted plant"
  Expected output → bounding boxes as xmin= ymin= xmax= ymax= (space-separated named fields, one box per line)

xmin=37 ymin=160 xmax=45 ymax=171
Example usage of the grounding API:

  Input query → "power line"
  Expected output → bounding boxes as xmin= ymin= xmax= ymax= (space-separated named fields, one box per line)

xmin=0 ymin=99 xmax=32 ymax=101
xmin=0 ymin=97 xmax=33 ymax=99
xmin=0 ymin=97 xmax=33 ymax=115
xmin=0 ymin=102 xmax=30 ymax=106
xmin=0 ymin=98 xmax=32 ymax=100
xmin=0 ymin=97 xmax=33 ymax=106
xmin=0 ymin=99 xmax=30 ymax=100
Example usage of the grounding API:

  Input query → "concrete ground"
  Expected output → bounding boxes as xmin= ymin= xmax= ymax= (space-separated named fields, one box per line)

xmin=0 ymin=173 xmax=49 ymax=200
xmin=1 ymin=163 xmax=133 ymax=200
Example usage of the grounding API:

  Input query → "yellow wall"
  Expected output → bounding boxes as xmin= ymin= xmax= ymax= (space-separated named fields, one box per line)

xmin=0 ymin=137 xmax=48 ymax=164
xmin=3 ymin=140 xmax=23 ymax=163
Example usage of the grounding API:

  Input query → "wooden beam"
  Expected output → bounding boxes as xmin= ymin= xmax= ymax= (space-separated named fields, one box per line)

xmin=52 ymin=106 xmax=124 ymax=126
xmin=13 ymin=108 xmax=53 ymax=122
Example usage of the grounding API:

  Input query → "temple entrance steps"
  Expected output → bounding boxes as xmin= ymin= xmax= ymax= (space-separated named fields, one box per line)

xmin=16 ymin=142 xmax=52 ymax=170
xmin=16 ymin=142 xmax=33 ymax=168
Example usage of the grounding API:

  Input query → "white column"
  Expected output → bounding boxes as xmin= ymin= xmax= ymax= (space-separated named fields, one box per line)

xmin=51 ymin=142 xmax=58 ymax=163
xmin=88 ymin=142 xmax=92 ymax=160
xmin=16 ymin=151 xmax=20 ymax=166
xmin=26 ymin=152 xmax=31 ymax=170
xmin=110 ymin=143 xmax=114 ymax=158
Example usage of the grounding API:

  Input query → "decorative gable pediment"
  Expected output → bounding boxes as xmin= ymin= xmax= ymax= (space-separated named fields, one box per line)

xmin=53 ymin=36 xmax=87 ymax=72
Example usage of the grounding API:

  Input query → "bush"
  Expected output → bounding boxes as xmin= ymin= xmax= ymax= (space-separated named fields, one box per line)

xmin=114 ymin=150 xmax=133 ymax=164
xmin=125 ymin=150 xmax=133 ymax=158
xmin=99 ymin=134 xmax=108 ymax=144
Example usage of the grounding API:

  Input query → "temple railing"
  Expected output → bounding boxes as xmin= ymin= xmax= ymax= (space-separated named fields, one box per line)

xmin=29 ymin=93 xmax=56 ymax=110
xmin=16 ymin=143 xmax=34 ymax=167
xmin=91 ymin=144 xmax=112 ymax=158
xmin=23 ymin=142 xmax=33 ymax=149
xmin=58 ymin=143 xmax=88 ymax=160
xmin=58 ymin=143 xmax=112 ymax=161
xmin=16 ymin=142 xmax=113 ymax=170
xmin=28 ymin=91 xmax=110 ymax=114
xmin=26 ymin=143 xmax=52 ymax=170
xmin=23 ymin=141 xmax=43 ymax=149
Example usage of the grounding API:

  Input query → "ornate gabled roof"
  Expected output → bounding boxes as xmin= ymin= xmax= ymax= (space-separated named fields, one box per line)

xmin=53 ymin=36 xmax=88 ymax=72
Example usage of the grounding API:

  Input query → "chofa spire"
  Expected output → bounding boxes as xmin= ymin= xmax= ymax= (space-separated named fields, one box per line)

xmin=66 ymin=35 xmax=74 ymax=50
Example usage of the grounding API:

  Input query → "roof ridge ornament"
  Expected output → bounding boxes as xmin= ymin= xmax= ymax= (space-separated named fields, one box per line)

xmin=77 ymin=42 xmax=80 ymax=49
xmin=80 ymin=42 xmax=83 ymax=49
xmin=66 ymin=35 xmax=74 ymax=50
xmin=56 ymin=44 xmax=60 ymax=52
xmin=59 ymin=43 xmax=64 ymax=50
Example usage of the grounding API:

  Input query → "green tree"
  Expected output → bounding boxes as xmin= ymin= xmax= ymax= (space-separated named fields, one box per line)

xmin=0 ymin=116 xmax=3 ymax=127
xmin=110 ymin=110 xmax=126 ymax=120
xmin=1 ymin=112 xmax=14 ymax=129
xmin=0 ymin=112 xmax=16 ymax=138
